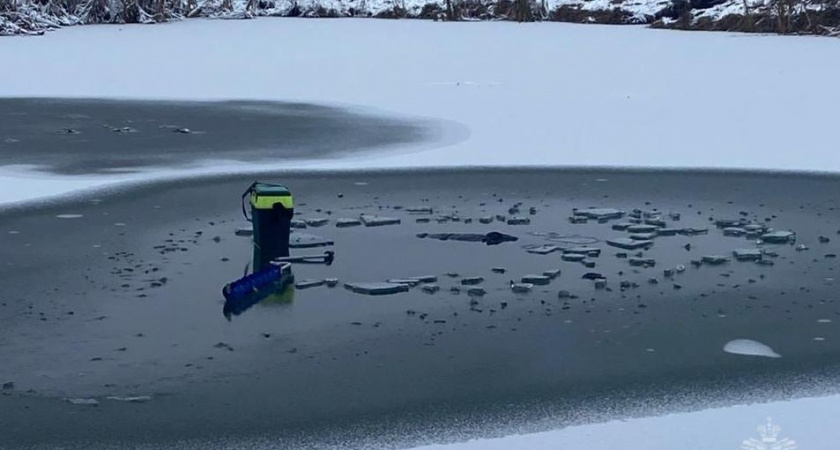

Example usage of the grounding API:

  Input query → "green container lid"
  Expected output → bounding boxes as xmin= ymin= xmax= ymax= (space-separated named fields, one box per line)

xmin=253 ymin=182 xmax=291 ymax=196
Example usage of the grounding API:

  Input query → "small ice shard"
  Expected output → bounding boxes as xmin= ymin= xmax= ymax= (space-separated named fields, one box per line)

xmin=511 ymin=283 xmax=533 ymax=293
xmin=421 ymin=284 xmax=441 ymax=294
xmin=467 ymin=287 xmax=486 ymax=297
xmin=679 ymin=227 xmax=709 ymax=236
xmin=173 ymin=127 xmax=192 ymax=134
xmin=344 ymin=282 xmax=409 ymax=296
xmin=702 ymin=255 xmax=730 ymax=265
xmin=626 ymin=224 xmax=658 ymax=234
xmin=521 ymin=274 xmax=551 ymax=285
xmin=657 ymin=228 xmax=680 ymax=236
xmin=336 ymin=218 xmax=362 ymax=228
xmin=289 ymin=233 xmax=334 ymax=248
xmin=406 ymin=207 xmax=433 ymax=214
xmin=360 ymin=215 xmax=401 ymax=227
xmin=733 ymin=248 xmax=762 ymax=261
xmin=507 ymin=216 xmax=530 ymax=225
xmin=324 ymin=278 xmax=339 ymax=287
xmin=629 ymin=258 xmax=656 ymax=267
xmin=561 ymin=253 xmax=586 ymax=262
xmin=611 ymin=222 xmax=633 ymax=231
xmin=761 ymin=230 xmax=796 ymax=243
xmin=387 ymin=278 xmax=420 ymax=286
xmin=290 ymin=219 xmax=307 ymax=229
xmin=409 ymin=275 xmax=438 ymax=283
xmin=234 ymin=227 xmax=253 ymax=236
xmin=56 ymin=214 xmax=83 ymax=219
xmin=564 ymin=247 xmax=601 ymax=257
xmin=574 ymin=208 xmax=624 ymax=220
xmin=460 ymin=277 xmax=484 ymax=286
xmin=527 ymin=245 xmax=561 ymax=255
xmin=723 ymin=227 xmax=747 ymax=237
xmin=606 ymin=238 xmax=653 ymax=250
xmin=644 ymin=217 xmax=667 ymax=227
xmin=543 ymin=269 xmax=561 ymax=279
xmin=479 ymin=216 xmax=494 ymax=224
xmin=715 ymin=218 xmax=744 ymax=228
xmin=111 ymin=126 xmax=138 ymax=133
xmin=106 ymin=395 xmax=152 ymax=403
xmin=295 ymin=279 xmax=326 ymax=289
xmin=630 ymin=233 xmax=657 ymax=240
xmin=66 ymin=398 xmax=99 ymax=406
xmin=305 ymin=218 xmax=329 ymax=227
xmin=723 ymin=339 xmax=781 ymax=358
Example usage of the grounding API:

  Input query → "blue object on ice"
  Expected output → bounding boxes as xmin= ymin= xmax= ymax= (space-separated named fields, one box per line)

xmin=222 ymin=263 xmax=295 ymax=319
xmin=223 ymin=263 xmax=287 ymax=301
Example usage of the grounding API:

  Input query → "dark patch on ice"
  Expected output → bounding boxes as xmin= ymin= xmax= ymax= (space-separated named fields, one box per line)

xmin=0 ymin=98 xmax=438 ymax=175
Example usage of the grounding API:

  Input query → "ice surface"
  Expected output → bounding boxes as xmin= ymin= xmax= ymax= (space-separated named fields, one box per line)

xmin=1 ymin=20 xmax=840 ymax=206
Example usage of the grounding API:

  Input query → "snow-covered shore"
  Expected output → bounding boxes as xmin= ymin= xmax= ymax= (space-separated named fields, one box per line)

xmin=3 ymin=0 xmax=839 ymax=37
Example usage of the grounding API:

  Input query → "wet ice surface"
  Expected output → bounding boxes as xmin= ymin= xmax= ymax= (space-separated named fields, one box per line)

xmin=0 ymin=98 xmax=435 ymax=175
xmin=2 ymin=169 xmax=840 ymax=448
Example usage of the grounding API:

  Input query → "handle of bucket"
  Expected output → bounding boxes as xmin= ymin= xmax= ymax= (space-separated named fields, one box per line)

xmin=241 ymin=181 xmax=258 ymax=222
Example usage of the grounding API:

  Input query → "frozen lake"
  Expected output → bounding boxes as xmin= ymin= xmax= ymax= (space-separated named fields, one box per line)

xmin=2 ymin=17 xmax=840 ymax=450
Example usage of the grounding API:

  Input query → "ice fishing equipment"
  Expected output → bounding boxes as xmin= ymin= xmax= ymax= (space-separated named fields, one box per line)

xmin=222 ymin=262 xmax=291 ymax=301
xmin=242 ymin=182 xmax=294 ymax=268
xmin=222 ymin=262 xmax=295 ymax=319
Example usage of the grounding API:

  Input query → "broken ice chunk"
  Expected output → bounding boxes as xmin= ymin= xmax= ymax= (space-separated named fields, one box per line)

xmin=360 ymin=215 xmax=401 ymax=227
xmin=521 ymin=274 xmax=551 ymax=285
xmin=295 ymin=279 xmax=326 ymax=289
xmin=607 ymin=238 xmax=653 ymax=250
xmin=733 ymin=249 xmax=762 ymax=261
xmin=289 ymin=233 xmax=334 ymax=248
xmin=574 ymin=208 xmax=625 ymax=220
xmin=336 ymin=218 xmax=362 ymax=228
xmin=761 ymin=230 xmax=796 ymax=243
xmin=234 ymin=227 xmax=253 ymax=236
xmin=507 ymin=216 xmax=531 ymax=225
xmin=344 ymin=282 xmax=410 ymax=296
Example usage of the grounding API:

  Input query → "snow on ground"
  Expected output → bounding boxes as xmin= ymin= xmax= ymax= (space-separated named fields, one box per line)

xmin=407 ymin=394 xmax=840 ymax=450
xmin=1 ymin=19 xmax=840 ymax=208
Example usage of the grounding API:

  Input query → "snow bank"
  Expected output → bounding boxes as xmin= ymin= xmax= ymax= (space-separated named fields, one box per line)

xmin=405 ymin=394 xmax=840 ymax=450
